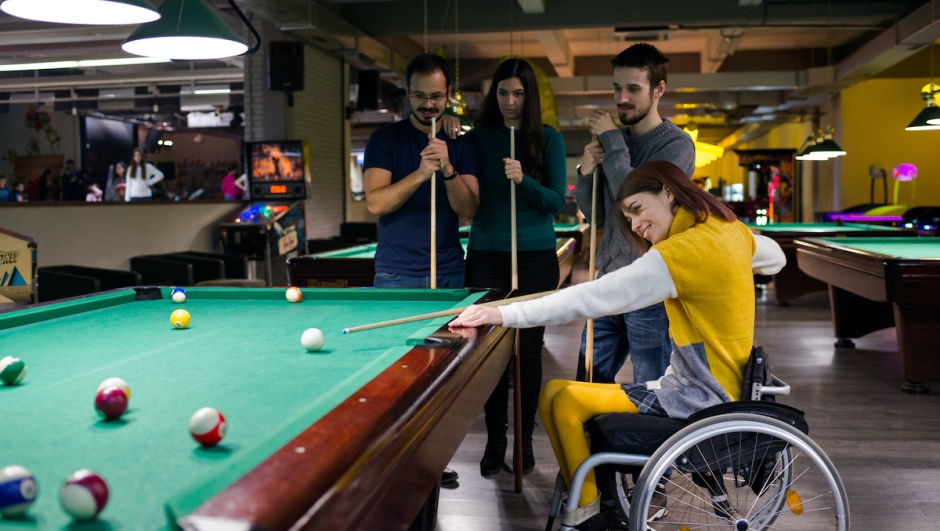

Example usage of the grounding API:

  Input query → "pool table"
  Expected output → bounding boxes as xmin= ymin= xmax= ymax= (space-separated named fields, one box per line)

xmin=460 ymin=222 xmax=590 ymax=254
xmin=0 ymin=287 xmax=514 ymax=530
xmin=288 ymin=237 xmax=578 ymax=289
xmin=746 ymin=222 xmax=915 ymax=304
xmin=796 ymin=237 xmax=940 ymax=393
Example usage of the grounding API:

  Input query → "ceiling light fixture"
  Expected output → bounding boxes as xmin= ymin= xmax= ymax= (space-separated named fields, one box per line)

xmin=122 ymin=0 xmax=261 ymax=61
xmin=909 ymin=0 xmax=940 ymax=130
xmin=0 ymin=0 xmax=159 ymax=25
xmin=811 ymin=126 xmax=846 ymax=158
xmin=0 ymin=57 xmax=170 ymax=72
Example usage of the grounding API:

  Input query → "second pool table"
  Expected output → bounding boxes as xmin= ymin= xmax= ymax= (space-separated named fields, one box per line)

xmin=746 ymin=222 xmax=915 ymax=304
xmin=0 ymin=287 xmax=513 ymax=530
xmin=796 ymin=237 xmax=940 ymax=393
xmin=288 ymin=237 xmax=578 ymax=289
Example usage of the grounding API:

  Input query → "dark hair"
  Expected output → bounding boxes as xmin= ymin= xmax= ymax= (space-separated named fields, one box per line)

xmin=128 ymin=147 xmax=146 ymax=180
xmin=477 ymin=58 xmax=546 ymax=181
xmin=615 ymin=160 xmax=736 ymax=252
xmin=406 ymin=53 xmax=452 ymax=90
xmin=610 ymin=43 xmax=669 ymax=89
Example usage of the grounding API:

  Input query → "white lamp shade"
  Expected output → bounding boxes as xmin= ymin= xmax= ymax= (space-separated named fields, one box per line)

xmin=0 ymin=0 xmax=159 ymax=25
xmin=122 ymin=36 xmax=247 ymax=61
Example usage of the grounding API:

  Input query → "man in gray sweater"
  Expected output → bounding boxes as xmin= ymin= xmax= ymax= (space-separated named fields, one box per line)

xmin=575 ymin=43 xmax=695 ymax=384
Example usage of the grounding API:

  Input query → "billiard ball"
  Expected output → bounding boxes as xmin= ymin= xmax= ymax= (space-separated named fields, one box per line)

xmin=0 ymin=357 xmax=26 ymax=386
xmin=97 ymin=377 xmax=130 ymax=399
xmin=189 ymin=407 xmax=227 ymax=447
xmin=171 ymin=309 xmax=191 ymax=329
xmin=0 ymin=465 xmax=37 ymax=518
xmin=285 ymin=287 xmax=302 ymax=303
xmin=301 ymin=328 xmax=325 ymax=352
xmin=95 ymin=387 xmax=128 ymax=421
xmin=171 ymin=288 xmax=187 ymax=304
xmin=59 ymin=470 xmax=108 ymax=521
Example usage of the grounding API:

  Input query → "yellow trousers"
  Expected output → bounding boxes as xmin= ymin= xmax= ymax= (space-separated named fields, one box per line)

xmin=538 ymin=379 xmax=639 ymax=508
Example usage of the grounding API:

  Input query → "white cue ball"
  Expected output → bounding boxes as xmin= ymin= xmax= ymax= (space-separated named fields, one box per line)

xmin=301 ymin=328 xmax=325 ymax=351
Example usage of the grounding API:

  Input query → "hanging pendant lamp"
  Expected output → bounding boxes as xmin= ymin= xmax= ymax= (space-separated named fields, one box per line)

xmin=122 ymin=0 xmax=255 ymax=60
xmin=0 ymin=0 xmax=159 ymax=25
xmin=812 ymin=127 xmax=846 ymax=158
xmin=913 ymin=85 xmax=940 ymax=129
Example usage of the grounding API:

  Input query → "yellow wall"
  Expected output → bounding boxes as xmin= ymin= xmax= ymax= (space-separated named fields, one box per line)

xmin=692 ymin=150 xmax=743 ymax=187
xmin=841 ymin=78 xmax=940 ymax=208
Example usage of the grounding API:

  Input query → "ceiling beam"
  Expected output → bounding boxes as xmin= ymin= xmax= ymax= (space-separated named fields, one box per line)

xmin=534 ymin=30 xmax=573 ymax=77
xmin=701 ymin=28 xmax=743 ymax=74
xmin=837 ymin=1 xmax=940 ymax=83
xmin=0 ymin=69 xmax=244 ymax=91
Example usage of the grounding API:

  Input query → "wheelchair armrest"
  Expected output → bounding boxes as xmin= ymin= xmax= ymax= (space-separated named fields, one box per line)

xmin=751 ymin=373 xmax=790 ymax=400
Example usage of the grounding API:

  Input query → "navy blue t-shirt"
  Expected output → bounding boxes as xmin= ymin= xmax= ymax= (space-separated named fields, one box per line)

xmin=363 ymin=118 xmax=478 ymax=276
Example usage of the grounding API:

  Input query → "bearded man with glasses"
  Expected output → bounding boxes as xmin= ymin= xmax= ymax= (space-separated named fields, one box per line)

xmin=363 ymin=53 xmax=480 ymax=289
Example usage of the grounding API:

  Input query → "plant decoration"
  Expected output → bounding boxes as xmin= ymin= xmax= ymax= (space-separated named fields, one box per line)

xmin=23 ymin=104 xmax=60 ymax=154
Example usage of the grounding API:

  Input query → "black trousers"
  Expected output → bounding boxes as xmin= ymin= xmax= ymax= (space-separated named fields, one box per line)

xmin=466 ymin=248 xmax=560 ymax=433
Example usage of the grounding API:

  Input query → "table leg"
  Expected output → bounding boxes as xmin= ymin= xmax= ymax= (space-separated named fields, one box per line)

xmin=895 ymin=302 xmax=940 ymax=394
xmin=828 ymin=285 xmax=894 ymax=347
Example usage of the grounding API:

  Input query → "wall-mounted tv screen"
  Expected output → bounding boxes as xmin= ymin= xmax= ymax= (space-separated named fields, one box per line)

xmin=244 ymin=140 xmax=307 ymax=200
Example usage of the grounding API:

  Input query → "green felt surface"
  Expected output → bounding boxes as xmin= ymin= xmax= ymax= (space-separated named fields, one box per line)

xmin=0 ymin=288 xmax=484 ymax=531
xmin=812 ymin=237 xmax=940 ymax=259
xmin=458 ymin=222 xmax=586 ymax=235
xmin=315 ymin=237 xmax=569 ymax=260
xmin=746 ymin=222 xmax=903 ymax=233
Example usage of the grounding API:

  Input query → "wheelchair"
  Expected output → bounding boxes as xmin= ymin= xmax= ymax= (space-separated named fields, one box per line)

xmin=546 ymin=347 xmax=849 ymax=531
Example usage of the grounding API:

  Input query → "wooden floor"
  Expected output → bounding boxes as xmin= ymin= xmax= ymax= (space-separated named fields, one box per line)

xmin=438 ymin=265 xmax=940 ymax=531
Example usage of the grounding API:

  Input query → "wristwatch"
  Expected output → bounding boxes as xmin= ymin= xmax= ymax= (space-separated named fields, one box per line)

xmin=443 ymin=171 xmax=459 ymax=181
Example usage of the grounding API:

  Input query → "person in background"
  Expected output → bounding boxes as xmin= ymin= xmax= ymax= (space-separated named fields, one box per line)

xmin=574 ymin=43 xmax=695 ymax=386
xmin=188 ymin=176 xmax=206 ymax=200
xmin=462 ymin=58 xmax=567 ymax=477
xmin=38 ymin=169 xmax=58 ymax=201
xmin=104 ymin=162 xmax=127 ymax=201
xmin=125 ymin=148 xmax=163 ymax=201
xmin=235 ymin=172 xmax=248 ymax=198
xmin=86 ymin=183 xmax=103 ymax=202
xmin=13 ymin=180 xmax=26 ymax=202
xmin=114 ymin=182 xmax=126 ymax=201
xmin=0 ymin=175 xmax=11 ymax=202
xmin=61 ymin=159 xmax=86 ymax=201
xmin=221 ymin=165 xmax=242 ymax=200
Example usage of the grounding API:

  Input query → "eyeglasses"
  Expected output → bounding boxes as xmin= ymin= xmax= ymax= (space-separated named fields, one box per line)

xmin=409 ymin=92 xmax=446 ymax=104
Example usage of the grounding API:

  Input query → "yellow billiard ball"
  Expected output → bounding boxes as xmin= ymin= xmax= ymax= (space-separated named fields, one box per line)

xmin=171 ymin=309 xmax=191 ymax=329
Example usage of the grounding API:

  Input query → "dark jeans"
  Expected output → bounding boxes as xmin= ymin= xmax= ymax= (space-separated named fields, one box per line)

xmin=575 ymin=303 xmax=672 ymax=384
xmin=467 ymin=248 xmax=559 ymax=432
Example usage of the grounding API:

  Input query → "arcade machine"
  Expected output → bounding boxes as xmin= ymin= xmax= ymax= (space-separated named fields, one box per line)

xmin=219 ymin=140 xmax=309 ymax=286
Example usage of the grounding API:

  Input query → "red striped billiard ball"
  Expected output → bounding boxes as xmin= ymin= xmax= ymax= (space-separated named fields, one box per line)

xmin=59 ymin=470 xmax=108 ymax=521
xmin=189 ymin=407 xmax=227 ymax=446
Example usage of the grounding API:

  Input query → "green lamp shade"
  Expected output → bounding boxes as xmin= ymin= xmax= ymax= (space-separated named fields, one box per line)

xmin=811 ymin=138 xmax=846 ymax=158
xmin=906 ymin=104 xmax=940 ymax=131
xmin=795 ymin=142 xmax=829 ymax=161
xmin=122 ymin=0 xmax=247 ymax=60
xmin=0 ymin=0 xmax=159 ymax=25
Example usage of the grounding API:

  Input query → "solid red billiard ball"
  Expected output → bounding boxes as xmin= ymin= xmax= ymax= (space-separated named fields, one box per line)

xmin=95 ymin=387 xmax=128 ymax=421
xmin=59 ymin=470 xmax=108 ymax=521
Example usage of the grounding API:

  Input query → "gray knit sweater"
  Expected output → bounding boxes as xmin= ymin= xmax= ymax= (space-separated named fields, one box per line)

xmin=575 ymin=120 xmax=695 ymax=275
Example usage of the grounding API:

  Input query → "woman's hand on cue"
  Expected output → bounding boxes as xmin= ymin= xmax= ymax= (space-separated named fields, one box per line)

xmin=503 ymin=158 xmax=523 ymax=184
xmin=449 ymin=305 xmax=503 ymax=328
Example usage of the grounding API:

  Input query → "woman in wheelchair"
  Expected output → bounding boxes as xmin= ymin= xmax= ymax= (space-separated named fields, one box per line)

xmin=451 ymin=160 xmax=788 ymax=529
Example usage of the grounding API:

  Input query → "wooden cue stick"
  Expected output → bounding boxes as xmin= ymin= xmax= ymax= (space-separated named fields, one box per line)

xmin=585 ymin=144 xmax=599 ymax=383
xmin=341 ymin=290 xmax=557 ymax=334
xmin=430 ymin=117 xmax=437 ymax=289
xmin=509 ymin=125 xmax=523 ymax=492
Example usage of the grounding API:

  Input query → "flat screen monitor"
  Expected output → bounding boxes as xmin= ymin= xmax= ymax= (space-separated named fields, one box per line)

xmin=244 ymin=140 xmax=307 ymax=200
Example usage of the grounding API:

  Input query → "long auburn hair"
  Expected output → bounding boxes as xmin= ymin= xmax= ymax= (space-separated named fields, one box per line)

xmin=476 ymin=58 xmax=545 ymax=181
xmin=616 ymin=160 xmax=736 ymax=253
xmin=127 ymin=148 xmax=146 ymax=180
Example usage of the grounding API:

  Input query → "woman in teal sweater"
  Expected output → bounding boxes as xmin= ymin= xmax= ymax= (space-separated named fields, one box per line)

xmin=464 ymin=58 xmax=567 ymax=477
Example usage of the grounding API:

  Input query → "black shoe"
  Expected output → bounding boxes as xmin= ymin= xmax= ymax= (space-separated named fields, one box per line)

xmin=480 ymin=429 xmax=507 ymax=477
xmin=575 ymin=512 xmax=607 ymax=531
xmin=441 ymin=467 xmax=459 ymax=485
xmin=513 ymin=422 xmax=536 ymax=474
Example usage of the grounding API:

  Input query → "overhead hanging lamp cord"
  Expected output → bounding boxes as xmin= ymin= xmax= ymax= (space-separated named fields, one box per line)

xmin=424 ymin=0 xmax=428 ymax=53
xmin=226 ymin=0 xmax=261 ymax=56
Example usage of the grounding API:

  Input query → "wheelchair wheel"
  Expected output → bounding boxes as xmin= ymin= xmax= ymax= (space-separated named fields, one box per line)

xmin=629 ymin=413 xmax=848 ymax=531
